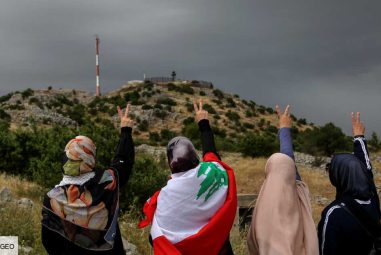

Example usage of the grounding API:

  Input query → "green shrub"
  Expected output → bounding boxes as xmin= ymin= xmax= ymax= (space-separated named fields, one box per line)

xmin=157 ymin=97 xmax=177 ymax=106
xmin=185 ymin=102 xmax=194 ymax=112
xmin=266 ymin=107 xmax=274 ymax=114
xmin=258 ymin=118 xmax=265 ymax=128
xmin=225 ymin=111 xmax=240 ymax=122
xmin=153 ymin=109 xmax=168 ymax=119
xmin=154 ymin=103 xmax=163 ymax=109
xmin=199 ymin=91 xmax=206 ymax=96
xmin=267 ymin=125 xmax=278 ymax=134
xmin=243 ymin=122 xmax=254 ymax=129
xmin=21 ymin=88 xmax=34 ymax=99
xmin=181 ymin=123 xmax=201 ymax=149
xmin=107 ymin=95 xmax=125 ymax=107
xmin=257 ymin=107 xmax=265 ymax=114
xmin=120 ymin=156 xmax=169 ymax=212
xmin=203 ymin=104 xmax=217 ymax=114
xmin=55 ymin=94 xmax=73 ymax=106
xmin=142 ymin=104 xmax=153 ymax=110
xmin=138 ymin=120 xmax=149 ymax=132
xmin=297 ymin=118 xmax=307 ymax=125
xmin=0 ymin=109 xmax=11 ymax=122
xmin=66 ymin=104 xmax=86 ymax=125
xmin=160 ymin=129 xmax=176 ymax=144
xmin=179 ymin=85 xmax=194 ymax=95
xmin=226 ymin=98 xmax=236 ymax=108
xmin=7 ymin=104 xmax=25 ymax=110
xmin=245 ymin=110 xmax=253 ymax=118
xmin=239 ymin=133 xmax=278 ymax=157
xmin=213 ymin=89 xmax=224 ymax=99
xmin=296 ymin=123 xmax=351 ymax=156
xmin=149 ymin=132 xmax=160 ymax=143
xmin=167 ymin=83 xmax=194 ymax=95
xmin=368 ymin=132 xmax=381 ymax=152
xmin=0 ymin=93 xmax=13 ymax=103
xmin=124 ymin=91 xmax=140 ymax=102
xmin=29 ymin=97 xmax=44 ymax=109
xmin=144 ymin=81 xmax=154 ymax=90
xmin=183 ymin=117 xmax=195 ymax=126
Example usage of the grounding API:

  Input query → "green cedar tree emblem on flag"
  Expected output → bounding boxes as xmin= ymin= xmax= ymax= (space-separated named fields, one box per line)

xmin=196 ymin=162 xmax=228 ymax=201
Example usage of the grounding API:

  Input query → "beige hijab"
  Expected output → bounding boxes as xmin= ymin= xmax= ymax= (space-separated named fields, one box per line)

xmin=247 ymin=153 xmax=318 ymax=255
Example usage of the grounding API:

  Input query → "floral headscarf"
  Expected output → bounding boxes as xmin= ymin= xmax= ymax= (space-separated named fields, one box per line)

xmin=63 ymin=136 xmax=96 ymax=176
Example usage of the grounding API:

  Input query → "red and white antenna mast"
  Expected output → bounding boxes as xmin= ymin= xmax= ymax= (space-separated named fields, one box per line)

xmin=95 ymin=35 xmax=101 ymax=96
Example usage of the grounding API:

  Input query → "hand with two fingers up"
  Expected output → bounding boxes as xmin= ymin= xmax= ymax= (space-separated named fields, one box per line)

xmin=117 ymin=104 xmax=134 ymax=128
xmin=275 ymin=105 xmax=292 ymax=129
xmin=193 ymin=99 xmax=209 ymax=123
xmin=352 ymin=112 xmax=365 ymax=137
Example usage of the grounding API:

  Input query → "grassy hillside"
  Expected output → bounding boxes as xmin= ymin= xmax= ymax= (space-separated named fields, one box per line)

xmin=1 ymin=151 xmax=380 ymax=254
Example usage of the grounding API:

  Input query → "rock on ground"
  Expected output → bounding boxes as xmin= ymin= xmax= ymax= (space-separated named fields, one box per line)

xmin=122 ymin=238 xmax=140 ymax=255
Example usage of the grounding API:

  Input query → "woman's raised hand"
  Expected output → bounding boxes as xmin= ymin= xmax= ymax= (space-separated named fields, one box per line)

xmin=352 ymin=112 xmax=365 ymax=137
xmin=275 ymin=105 xmax=292 ymax=129
xmin=117 ymin=104 xmax=134 ymax=128
xmin=194 ymin=99 xmax=208 ymax=123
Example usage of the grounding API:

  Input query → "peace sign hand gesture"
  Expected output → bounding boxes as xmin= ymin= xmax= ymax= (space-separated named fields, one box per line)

xmin=275 ymin=105 xmax=292 ymax=129
xmin=352 ymin=112 xmax=365 ymax=137
xmin=117 ymin=104 xmax=134 ymax=128
xmin=194 ymin=99 xmax=209 ymax=123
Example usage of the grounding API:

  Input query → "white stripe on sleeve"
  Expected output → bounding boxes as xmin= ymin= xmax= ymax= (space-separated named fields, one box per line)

xmin=321 ymin=205 xmax=341 ymax=255
xmin=355 ymin=137 xmax=371 ymax=170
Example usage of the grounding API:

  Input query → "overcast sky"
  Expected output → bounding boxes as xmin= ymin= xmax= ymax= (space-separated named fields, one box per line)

xmin=0 ymin=0 xmax=380 ymax=135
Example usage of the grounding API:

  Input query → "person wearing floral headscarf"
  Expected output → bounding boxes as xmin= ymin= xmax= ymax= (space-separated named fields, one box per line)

xmin=41 ymin=104 xmax=135 ymax=255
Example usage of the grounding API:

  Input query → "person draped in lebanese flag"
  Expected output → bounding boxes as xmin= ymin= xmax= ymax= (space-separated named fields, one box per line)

xmin=139 ymin=99 xmax=237 ymax=255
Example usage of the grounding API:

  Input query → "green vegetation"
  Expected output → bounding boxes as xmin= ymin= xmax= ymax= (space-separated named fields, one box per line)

xmin=157 ymin=97 xmax=177 ymax=106
xmin=120 ymin=156 xmax=169 ymax=212
xmin=225 ymin=111 xmax=240 ymax=122
xmin=240 ymin=133 xmax=278 ymax=157
xmin=21 ymin=88 xmax=34 ymax=99
xmin=368 ymin=132 xmax=381 ymax=152
xmin=213 ymin=89 xmax=224 ymax=99
xmin=138 ymin=120 xmax=149 ymax=132
xmin=0 ymin=93 xmax=13 ymax=103
xmin=167 ymin=83 xmax=194 ymax=95
xmin=295 ymin=123 xmax=352 ymax=156
xmin=226 ymin=98 xmax=236 ymax=108
xmin=203 ymin=104 xmax=217 ymax=114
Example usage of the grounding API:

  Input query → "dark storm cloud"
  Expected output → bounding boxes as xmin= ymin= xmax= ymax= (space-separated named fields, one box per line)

xmin=0 ymin=0 xmax=380 ymax=134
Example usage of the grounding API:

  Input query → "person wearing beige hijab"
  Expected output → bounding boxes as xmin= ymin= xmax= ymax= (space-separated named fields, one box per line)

xmin=247 ymin=105 xmax=319 ymax=255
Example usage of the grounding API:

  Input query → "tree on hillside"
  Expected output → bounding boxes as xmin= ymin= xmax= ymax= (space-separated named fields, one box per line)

xmin=368 ymin=132 xmax=381 ymax=151
xmin=296 ymin=123 xmax=352 ymax=156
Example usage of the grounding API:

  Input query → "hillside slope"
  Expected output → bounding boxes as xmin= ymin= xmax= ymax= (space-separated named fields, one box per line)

xmin=0 ymin=81 xmax=312 ymax=144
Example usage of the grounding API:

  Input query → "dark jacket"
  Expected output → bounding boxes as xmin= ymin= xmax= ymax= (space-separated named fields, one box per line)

xmin=41 ymin=127 xmax=135 ymax=255
xmin=318 ymin=136 xmax=380 ymax=255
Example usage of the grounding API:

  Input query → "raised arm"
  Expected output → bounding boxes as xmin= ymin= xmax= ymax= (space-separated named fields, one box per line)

xmin=110 ymin=104 xmax=135 ymax=188
xmin=351 ymin=112 xmax=372 ymax=171
xmin=275 ymin=105 xmax=300 ymax=180
xmin=193 ymin=99 xmax=220 ymax=160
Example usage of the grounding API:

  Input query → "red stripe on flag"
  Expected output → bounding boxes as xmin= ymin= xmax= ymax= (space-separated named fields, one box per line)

xmin=138 ymin=190 xmax=161 ymax=228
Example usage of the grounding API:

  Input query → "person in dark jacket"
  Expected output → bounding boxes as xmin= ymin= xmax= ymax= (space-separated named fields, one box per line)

xmin=318 ymin=112 xmax=381 ymax=255
xmin=41 ymin=104 xmax=135 ymax=255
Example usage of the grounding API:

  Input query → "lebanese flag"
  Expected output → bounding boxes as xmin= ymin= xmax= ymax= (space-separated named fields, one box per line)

xmin=139 ymin=152 xmax=237 ymax=255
